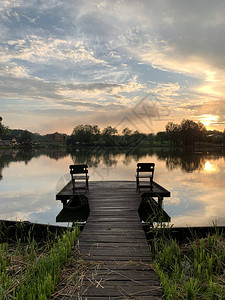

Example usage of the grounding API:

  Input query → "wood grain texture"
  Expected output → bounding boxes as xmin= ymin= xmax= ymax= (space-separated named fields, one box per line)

xmin=75 ymin=181 xmax=164 ymax=299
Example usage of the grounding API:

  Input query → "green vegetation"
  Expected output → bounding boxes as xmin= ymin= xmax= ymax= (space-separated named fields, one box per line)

xmin=0 ymin=117 xmax=9 ymax=137
xmin=67 ymin=120 xmax=225 ymax=147
xmin=166 ymin=119 xmax=207 ymax=146
xmin=1 ymin=116 xmax=225 ymax=148
xmin=149 ymin=228 xmax=225 ymax=299
xmin=0 ymin=223 xmax=80 ymax=299
xmin=67 ymin=124 xmax=164 ymax=147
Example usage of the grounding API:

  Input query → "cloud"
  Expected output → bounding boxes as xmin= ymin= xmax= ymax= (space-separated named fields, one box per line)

xmin=0 ymin=62 xmax=29 ymax=78
xmin=186 ymin=100 xmax=225 ymax=126
xmin=137 ymin=1 xmax=225 ymax=71
xmin=0 ymin=0 xmax=22 ymax=13
xmin=0 ymin=76 xmax=61 ymax=101
xmin=59 ymin=100 xmax=125 ymax=111
xmin=147 ymin=82 xmax=181 ymax=101
xmin=121 ymin=0 xmax=225 ymax=105
xmin=1 ymin=37 xmax=107 ymax=65
xmin=187 ymin=100 xmax=225 ymax=116
xmin=1 ymin=0 xmax=225 ymax=133
xmin=0 ymin=74 xmax=143 ymax=106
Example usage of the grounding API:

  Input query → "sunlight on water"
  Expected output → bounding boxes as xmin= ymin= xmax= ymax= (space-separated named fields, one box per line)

xmin=204 ymin=161 xmax=217 ymax=172
xmin=0 ymin=148 xmax=225 ymax=227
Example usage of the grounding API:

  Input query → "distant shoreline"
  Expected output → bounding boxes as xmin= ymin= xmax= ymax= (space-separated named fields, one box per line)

xmin=1 ymin=142 xmax=225 ymax=150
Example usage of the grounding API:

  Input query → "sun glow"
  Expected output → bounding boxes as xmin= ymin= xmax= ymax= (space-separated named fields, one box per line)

xmin=198 ymin=85 xmax=222 ymax=96
xmin=198 ymin=114 xmax=218 ymax=127
xmin=204 ymin=161 xmax=217 ymax=172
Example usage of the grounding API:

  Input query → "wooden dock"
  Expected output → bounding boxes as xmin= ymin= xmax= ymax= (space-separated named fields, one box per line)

xmin=56 ymin=181 xmax=170 ymax=299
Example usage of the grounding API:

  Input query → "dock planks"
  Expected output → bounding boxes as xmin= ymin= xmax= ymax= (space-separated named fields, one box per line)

xmin=54 ymin=181 xmax=170 ymax=298
xmin=70 ymin=181 xmax=164 ymax=299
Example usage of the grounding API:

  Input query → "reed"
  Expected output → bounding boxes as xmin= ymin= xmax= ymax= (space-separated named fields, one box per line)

xmin=148 ymin=226 xmax=225 ymax=299
xmin=0 ymin=223 xmax=80 ymax=299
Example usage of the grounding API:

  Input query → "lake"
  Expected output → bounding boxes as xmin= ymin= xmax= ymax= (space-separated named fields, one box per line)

xmin=0 ymin=147 xmax=225 ymax=227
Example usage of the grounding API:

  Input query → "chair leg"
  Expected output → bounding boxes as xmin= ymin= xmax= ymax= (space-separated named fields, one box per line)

xmin=150 ymin=177 xmax=153 ymax=190
xmin=86 ymin=177 xmax=88 ymax=190
xmin=72 ymin=179 xmax=75 ymax=193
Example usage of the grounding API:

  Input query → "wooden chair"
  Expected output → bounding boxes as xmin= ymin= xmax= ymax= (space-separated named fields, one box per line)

xmin=69 ymin=164 xmax=89 ymax=192
xmin=136 ymin=163 xmax=155 ymax=191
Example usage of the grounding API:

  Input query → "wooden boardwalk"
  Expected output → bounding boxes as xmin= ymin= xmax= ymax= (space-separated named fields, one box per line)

xmin=72 ymin=181 xmax=163 ymax=299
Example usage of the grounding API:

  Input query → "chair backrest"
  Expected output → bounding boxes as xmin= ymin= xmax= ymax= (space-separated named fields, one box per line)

xmin=137 ymin=163 xmax=155 ymax=175
xmin=69 ymin=164 xmax=88 ymax=175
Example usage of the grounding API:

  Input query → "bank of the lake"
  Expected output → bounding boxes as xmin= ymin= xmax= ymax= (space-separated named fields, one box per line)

xmin=1 ymin=220 xmax=224 ymax=299
xmin=0 ymin=220 xmax=80 ymax=299
xmin=149 ymin=226 xmax=225 ymax=299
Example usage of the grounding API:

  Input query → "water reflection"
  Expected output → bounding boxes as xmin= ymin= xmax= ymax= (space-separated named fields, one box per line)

xmin=138 ymin=199 xmax=171 ymax=223
xmin=56 ymin=195 xmax=90 ymax=223
xmin=56 ymin=204 xmax=89 ymax=223
xmin=1 ymin=147 xmax=225 ymax=178
xmin=1 ymin=147 xmax=225 ymax=227
xmin=0 ymin=148 xmax=69 ymax=181
xmin=204 ymin=161 xmax=217 ymax=172
xmin=69 ymin=147 xmax=225 ymax=174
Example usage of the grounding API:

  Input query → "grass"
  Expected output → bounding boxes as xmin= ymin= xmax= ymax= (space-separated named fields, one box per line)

xmin=2 ymin=220 xmax=224 ymax=299
xmin=0 ymin=222 xmax=80 ymax=299
xmin=148 ymin=225 xmax=225 ymax=299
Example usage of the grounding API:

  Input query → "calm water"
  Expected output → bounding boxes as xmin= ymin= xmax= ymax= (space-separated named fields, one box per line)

xmin=0 ymin=147 xmax=225 ymax=227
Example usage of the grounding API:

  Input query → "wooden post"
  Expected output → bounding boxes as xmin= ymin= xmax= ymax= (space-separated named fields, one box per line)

xmin=158 ymin=196 xmax=163 ymax=208
xmin=62 ymin=199 xmax=67 ymax=207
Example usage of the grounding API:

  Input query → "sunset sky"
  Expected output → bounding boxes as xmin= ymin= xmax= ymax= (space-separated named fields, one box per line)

xmin=1 ymin=0 xmax=225 ymax=134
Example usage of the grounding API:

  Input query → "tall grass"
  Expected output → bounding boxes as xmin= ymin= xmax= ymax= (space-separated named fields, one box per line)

xmin=0 ymin=224 xmax=80 ymax=299
xmin=149 ymin=227 xmax=225 ymax=299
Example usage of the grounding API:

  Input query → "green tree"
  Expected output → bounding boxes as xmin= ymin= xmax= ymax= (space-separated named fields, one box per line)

xmin=0 ymin=117 xmax=9 ymax=137
xmin=156 ymin=131 xmax=167 ymax=145
xmin=19 ymin=130 xmax=33 ymax=145
xmin=166 ymin=120 xmax=206 ymax=146
xmin=121 ymin=127 xmax=132 ymax=145
xmin=165 ymin=122 xmax=181 ymax=145
xmin=122 ymin=127 xmax=132 ymax=136
xmin=102 ymin=126 xmax=118 ymax=146
xmin=180 ymin=119 xmax=206 ymax=145
xmin=102 ymin=126 xmax=118 ymax=136
xmin=69 ymin=124 xmax=100 ymax=146
xmin=130 ymin=130 xmax=146 ymax=146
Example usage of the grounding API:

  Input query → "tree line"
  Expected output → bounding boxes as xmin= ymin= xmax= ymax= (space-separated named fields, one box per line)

xmin=67 ymin=125 xmax=146 ymax=147
xmin=67 ymin=120 xmax=224 ymax=147
xmin=165 ymin=119 xmax=207 ymax=145
xmin=1 ymin=116 xmax=225 ymax=147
